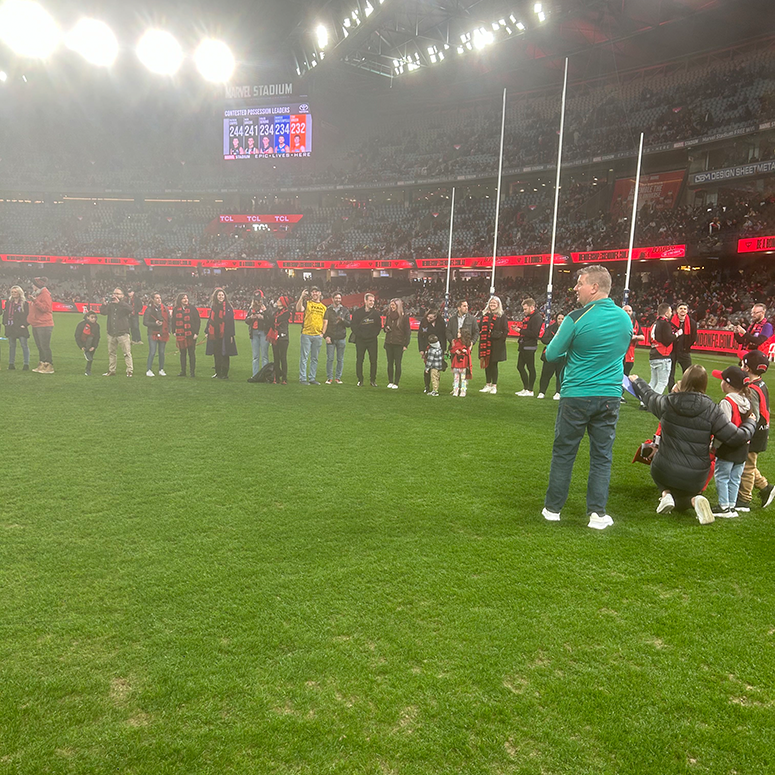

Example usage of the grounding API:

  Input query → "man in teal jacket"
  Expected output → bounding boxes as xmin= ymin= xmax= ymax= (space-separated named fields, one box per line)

xmin=542 ymin=265 xmax=632 ymax=529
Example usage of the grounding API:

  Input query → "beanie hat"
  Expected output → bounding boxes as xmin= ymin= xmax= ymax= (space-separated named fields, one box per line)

xmin=32 ymin=277 xmax=48 ymax=288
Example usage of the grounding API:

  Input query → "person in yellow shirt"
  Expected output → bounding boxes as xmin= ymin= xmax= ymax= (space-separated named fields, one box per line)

xmin=296 ymin=286 xmax=328 ymax=384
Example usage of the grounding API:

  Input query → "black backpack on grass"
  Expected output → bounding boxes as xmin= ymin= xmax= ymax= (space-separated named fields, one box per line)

xmin=247 ymin=362 xmax=275 ymax=383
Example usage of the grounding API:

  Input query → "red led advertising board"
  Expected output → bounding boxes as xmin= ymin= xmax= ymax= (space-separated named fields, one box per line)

xmin=415 ymin=254 xmax=566 ymax=269
xmin=738 ymin=235 xmax=775 ymax=253
xmin=571 ymin=245 xmax=686 ymax=263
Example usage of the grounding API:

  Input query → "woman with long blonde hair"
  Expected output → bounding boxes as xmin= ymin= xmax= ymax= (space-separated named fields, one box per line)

xmin=478 ymin=296 xmax=509 ymax=394
xmin=383 ymin=297 xmax=411 ymax=389
xmin=3 ymin=285 xmax=30 ymax=370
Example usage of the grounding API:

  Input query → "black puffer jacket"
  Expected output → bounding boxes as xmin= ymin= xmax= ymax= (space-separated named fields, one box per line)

xmin=632 ymin=378 xmax=756 ymax=494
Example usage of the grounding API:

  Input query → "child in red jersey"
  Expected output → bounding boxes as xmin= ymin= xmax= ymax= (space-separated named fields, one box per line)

xmin=450 ymin=329 xmax=472 ymax=397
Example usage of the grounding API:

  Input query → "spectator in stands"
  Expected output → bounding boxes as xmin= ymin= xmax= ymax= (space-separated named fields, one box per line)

xmin=101 ymin=286 xmax=134 ymax=377
xmin=351 ymin=292 xmax=382 ymax=387
xmin=28 ymin=277 xmax=54 ymax=374
xmin=383 ymin=298 xmax=411 ymax=389
xmin=3 ymin=285 xmax=30 ymax=371
xmin=144 ymin=292 xmax=170 ymax=377
xmin=516 ymin=298 xmax=543 ymax=397
xmin=74 ymin=310 xmax=100 ymax=376
xmin=246 ymin=291 xmax=270 ymax=379
xmin=668 ymin=302 xmax=698 ymax=390
xmin=478 ymin=296 xmax=509 ymax=395
xmin=270 ymin=295 xmax=292 ymax=384
xmin=296 ymin=287 xmax=327 ymax=385
xmin=206 ymin=288 xmax=237 ymax=380
xmin=417 ymin=308 xmax=446 ymax=393
xmin=446 ymin=299 xmax=478 ymax=349
xmin=127 ymin=289 xmax=143 ymax=345
xmin=324 ymin=292 xmax=350 ymax=384
xmin=172 ymin=292 xmax=200 ymax=378
xmin=733 ymin=303 xmax=773 ymax=356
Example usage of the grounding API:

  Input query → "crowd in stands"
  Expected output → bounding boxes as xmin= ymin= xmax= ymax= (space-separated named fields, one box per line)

xmin=3 ymin=183 xmax=775 ymax=265
xmin=0 ymin=46 xmax=773 ymax=194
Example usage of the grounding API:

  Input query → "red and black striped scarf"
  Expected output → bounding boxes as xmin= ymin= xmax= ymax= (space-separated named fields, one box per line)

xmin=6 ymin=300 xmax=21 ymax=325
xmin=478 ymin=313 xmax=496 ymax=363
xmin=174 ymin=306 xmax=193 ymax=344
xmin=207 ymin=301 xmax=226 ymax=340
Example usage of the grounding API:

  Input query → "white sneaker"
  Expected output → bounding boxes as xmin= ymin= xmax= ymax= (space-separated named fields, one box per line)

xmin=694 ymin=496 xmax=715 ymax=524
xmin=537 ymin=393 xmax=545 ymax=399
xmin=515 ymin=389 xmax=527 ymax=396
xmin=656 ymin=493 xmax=675 ymax=514
xmin=542 ymin=507 xmax=560 ymax=522
xmin=479 ymin=384 xmax=492 ymax=393
xmin=523 ymin=390 xmax=534 ymax=397
xmin=391 ymin=383 xmax=399 ymax=389
xmin=387 ymin=383 xmax=395 ymax=389
xmin=146 ymin=370 xmax=155 ymax=377
xmin=553 ymin=393 xmax=561 ymax=400
xmin=588 ymin=513 xmax=614 ymax=530
xmin=490 ymin=386 xmax=497 ymax=395
xmin=159 ymin=369 xmax=166 ymax=376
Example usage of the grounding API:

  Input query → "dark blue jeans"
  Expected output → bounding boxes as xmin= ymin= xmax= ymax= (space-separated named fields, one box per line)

xmin=544 ymin=396 xmax=621 ymax=516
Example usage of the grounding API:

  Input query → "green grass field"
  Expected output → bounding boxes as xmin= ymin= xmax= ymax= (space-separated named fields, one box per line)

xmin=1 ymin=315 xmax=774 ymax=775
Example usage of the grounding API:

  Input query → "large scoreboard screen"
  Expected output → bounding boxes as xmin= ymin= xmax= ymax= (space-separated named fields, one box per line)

xmin=223 ymin=99 xmax=312 ymax=160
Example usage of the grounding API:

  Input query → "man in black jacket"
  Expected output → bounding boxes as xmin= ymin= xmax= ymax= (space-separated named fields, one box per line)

xmin=445 ymin=299 xmax=478 ymax=347
xmin=351 ymin=292 xmax=382 ymax=387
xmin=100 ymin=287 xmax=134 ymax=376
xmin=668 ymin=301 xmax=698 ymax=390
xmin=516 ymin=298 xmax=543 ymax=397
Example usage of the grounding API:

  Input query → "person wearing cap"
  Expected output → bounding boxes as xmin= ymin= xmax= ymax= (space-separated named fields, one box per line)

xmin=28 ymin=277 xmax=54 ymax=373
xmin=710 ymin=366 xmax=756 ymax=517
xmin=668 ymin=301 xmax=697 ymax=391
xmin=733 ymin=303 xmax=773 ymax=358
xmin=296 ymin=287 xmax=327 ymax=385
xmin=541 ymin=265 xmax=632 ymax=530
xmin=630 ymin=364 xmax=755 ymax=524
xmin=737 ymin=350 xmax=775 ymax=511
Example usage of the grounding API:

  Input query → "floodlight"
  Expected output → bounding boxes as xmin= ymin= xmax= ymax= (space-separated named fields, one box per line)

xmin=499 ymin=19 xmax=506 ymax=25
xmin=509 ymin=14 xmax=517 ymax=22
xmin=537 ymin=11 xmax=546 ymax=22
xmin=316 ymin=24 xmax=328 ymax=48
xmin=516 ymin=21 xmax=526 ymax=30
xmin=0 ymin=70 xmax=6 ymax=81
xmin=438 ymin=51 xmax=444 ymax=61
xmin=534 ymin=3 xmax=542 ymax=13
xmin=137 ymin=29 xmax=182 ymax=75
xmin=364 ymin=2 xmax=373 ymax=16
xmin=393 ymin=58 xmax=399 ymax=66
xmin=465 ymin=41 xmax=472 ymax=50
xmin=457 ymin=45 xmax=464 ymax=54
xmin=195 ymin=39 xmax=234 ymax=81
xmin=491 ymin=22 xmax=499 ymax=31
xmin=0 ymin=0 xmax=60 ymax=59
xmin=430 ymin=54 xmax=437 ymax=63
xmin=343 ymin=17 xmax=351 ymax=27
xmin=65 ymin=18 xmax=118 ymax=66
xmin=460 ymin=33 xmax=468 ymax=42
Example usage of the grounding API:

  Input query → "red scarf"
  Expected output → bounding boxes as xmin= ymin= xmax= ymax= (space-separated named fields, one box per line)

xmin=208 ymin=301 xmax=226 ymax=339
xmin=174 ymin=306 xmax=194 ymax=347
xmin=478 ymin=313 xmax=497 ymax=365
xmin=671 ymin=313 xmax=690 ymax=335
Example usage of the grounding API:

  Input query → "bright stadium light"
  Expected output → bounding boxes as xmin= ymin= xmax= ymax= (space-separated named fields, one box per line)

xmin=0 ymin=70 xmax=7 ymax=81
xmin=195 ymin=39 xmax=234 ymax=82
xmin=0 ymin=0 xmax=60 ymax=59
xmin=364 ymin=2 xmax=373 ymax=16
xmin=316 ymin=24 xmax=328 ymax=48
xmin=516 ymin=21 xmax=526 ymax=30
xmin=534 ymin=2 xmax=542 ymax=13
xmin=137 ymin=29 xmax=183 ymax=75
xmin=65 ymin=18 xmax=118 ymax=66
xmin=537 ymin=10 xmax=546 ymax=22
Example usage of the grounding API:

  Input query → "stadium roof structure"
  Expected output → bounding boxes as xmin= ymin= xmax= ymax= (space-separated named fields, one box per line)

xmin=288 ymin=0 xmax=775 ymax=93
